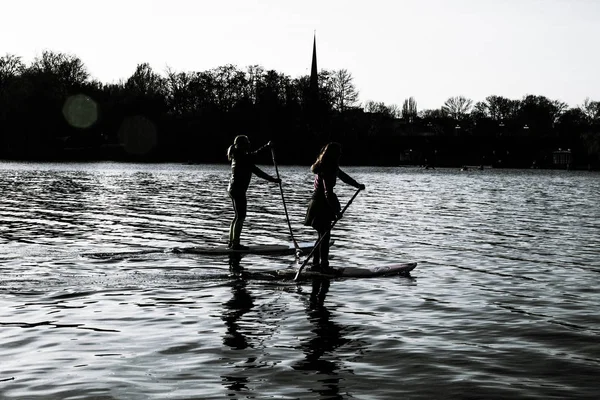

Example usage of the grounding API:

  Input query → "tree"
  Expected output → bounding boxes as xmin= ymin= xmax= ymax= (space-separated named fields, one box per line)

xmin=245 ymin=65 xmax=265 ymax=104
xmin=331 ymin=69 xmax=359 ymax=112
xmin=28 ymin=50 xmax=89 ymax=86
xmin=581 ymin=131 xmax=600 ymax=167
xmin=442 ymin=96 xmax=473 ymax=120
xmin=0 ymin=54 xmax=27 ymax=147
xmin=125 ymin=63 xmax=166 ymax=97
xmin=551 ymin=100 xmax=568 ymax=124
xmin=0 ymin=54 xmax=26 ymax=112
xmin=401 ymin=97 xmax=418 ymax=120
xmin=317 ymin=69 xmax=336 ymax=111
xmin=485 ymin=95 xmax=520 ymax=121
xmin=0 ymin=54 xmax=25 ymax=82
xmin=165 ymin=68 xmax=193 ymax=116
xmin=364 ymin=100 xmax=396 ymax=118
xmin=209 ymin=64 xmax=248 ymax=111
xmin=518 ymin=95 xmax=562 ymax=131
xmin=556 ymin=108 xmax=588 ymax=132
xmin=579 ymin=97 xmax=600 ymax=122
xmin=387 ymin=104 xmax=401 ymax=119
xmin=419 ymin=108 xmax=447 ymax=119
xmin=471 ymin=101 xmax=489 ymax=119
xmin=188 ymin=71 xmax=218 ymax=112
xmin=256 ymin=70 xmax=290 ymax=108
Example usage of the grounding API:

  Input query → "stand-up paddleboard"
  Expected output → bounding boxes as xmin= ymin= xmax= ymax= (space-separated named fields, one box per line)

xmin=82 ymin=241 xmax=334 ymax=259
xmin=176 ymin=242 xmax=325 ymax=256
xmin=275 ymin=262 xmax=417 ymax=280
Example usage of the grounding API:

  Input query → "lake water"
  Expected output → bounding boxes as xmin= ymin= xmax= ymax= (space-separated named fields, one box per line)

xmin=1 ymin=162 xmax=599 ymax=399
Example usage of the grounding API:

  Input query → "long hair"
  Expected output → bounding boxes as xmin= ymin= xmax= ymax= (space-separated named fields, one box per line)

xmin=227 ymin=135 xmax=250 ymax=161
xmin=311 ymin=142 xmax=342 ymax=173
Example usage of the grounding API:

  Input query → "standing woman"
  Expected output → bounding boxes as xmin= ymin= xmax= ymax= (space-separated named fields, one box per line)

xmin=227 ymin=135 xmax=280 ymax=250
xmin=304 ymin=142 xmax=365 ymax=272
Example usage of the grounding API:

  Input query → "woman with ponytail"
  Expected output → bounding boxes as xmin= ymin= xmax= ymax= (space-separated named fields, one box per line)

xmin=304 ymin=142 xmax=365 ymax=272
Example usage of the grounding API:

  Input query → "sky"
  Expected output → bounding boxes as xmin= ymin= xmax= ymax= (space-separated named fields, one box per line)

xmin=3 ymin=0 xmax=599 ymax=110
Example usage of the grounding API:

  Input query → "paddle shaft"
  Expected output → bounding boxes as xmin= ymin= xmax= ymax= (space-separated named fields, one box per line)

xmin=294 ymin=187 xmax=362 ymax=280
xmin=270 ymin=146 xmax=300 ymax=251
xmin=253 ymin=142 xmax=271 ymax=154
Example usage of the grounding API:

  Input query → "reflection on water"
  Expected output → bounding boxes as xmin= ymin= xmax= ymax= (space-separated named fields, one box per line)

xmin=295 ymin=279 xmax=349 ymax=400
xmin=221 ymin=255 xmax=254 ymax=393
xmin=223 ymin=254 xmax=357 ymax=400
xmin=223 ymin=255 xmax=254 ymax=351
xmin=1 ymin=162 xmax=599 ymax=399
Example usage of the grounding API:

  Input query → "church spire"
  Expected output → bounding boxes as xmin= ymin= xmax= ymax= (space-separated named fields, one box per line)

xmin=309 ymin=32 xmax=318 ymax=97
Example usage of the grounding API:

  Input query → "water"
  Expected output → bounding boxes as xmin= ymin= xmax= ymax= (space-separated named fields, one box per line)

xmin=1 ymin=162 xmax=599 ymax=399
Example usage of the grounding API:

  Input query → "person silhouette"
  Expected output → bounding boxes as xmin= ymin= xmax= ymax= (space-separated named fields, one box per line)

xmin=304 ymin=142 xmax=364 ymax=273
xmin=226 ymin=135 xmax=280 ymax=250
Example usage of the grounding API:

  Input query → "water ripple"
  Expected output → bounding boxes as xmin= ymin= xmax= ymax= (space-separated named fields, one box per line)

xmin=1 ymin=162 xmax=599 ymax=399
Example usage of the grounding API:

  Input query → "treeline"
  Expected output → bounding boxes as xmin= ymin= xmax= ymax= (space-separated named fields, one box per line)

xmin=1 ymin=51 xmax=599 ymax=168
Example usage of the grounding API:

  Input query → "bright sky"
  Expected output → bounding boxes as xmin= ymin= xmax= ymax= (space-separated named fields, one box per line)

xmin=3 ymin=0 xmax=599 ymax=110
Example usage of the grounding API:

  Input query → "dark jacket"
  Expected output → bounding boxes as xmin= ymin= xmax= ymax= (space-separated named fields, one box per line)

xmin=227 ymin=145 xmax=274 ymax=196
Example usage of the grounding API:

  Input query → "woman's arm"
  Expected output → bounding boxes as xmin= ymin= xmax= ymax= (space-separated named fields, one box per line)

xmin=338 ymin=169 xmax=365 ymax=190
xmin=252 ymin=165 xmax=279 ymax=183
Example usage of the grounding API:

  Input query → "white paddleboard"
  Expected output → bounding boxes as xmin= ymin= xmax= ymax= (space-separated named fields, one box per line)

xmin=277 ymin=262 xmax=417 ymax=280
xmin=178 ymin=242 xmax=318 ymax=256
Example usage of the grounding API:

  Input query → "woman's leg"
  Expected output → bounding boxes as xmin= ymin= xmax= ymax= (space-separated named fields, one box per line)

xmin=228 ymin=193 xmax=236 ymax=245
xmin=319 ymin=230 xmax=331 ymax=269
xmin=312 ymin=226 xmax=331 ymax=270
xmin=312 ymin=231 xmax=321 ymax=268
xmin=229 ymin=193 xmax=247 ymax=248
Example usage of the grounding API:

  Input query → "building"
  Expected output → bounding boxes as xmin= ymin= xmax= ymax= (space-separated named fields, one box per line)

xmin=552 ymin=149 xmax=572 ymax=169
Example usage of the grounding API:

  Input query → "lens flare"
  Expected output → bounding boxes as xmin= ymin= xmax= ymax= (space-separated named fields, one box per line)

xmin=62 ymin=94 xmax=98 ymax=129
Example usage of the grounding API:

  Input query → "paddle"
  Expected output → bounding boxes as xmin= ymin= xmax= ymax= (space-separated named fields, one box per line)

xmin=270 ymin=143 xmax=300 ymax=253
xmin=294 ymin=187 xmax=362 ymax=281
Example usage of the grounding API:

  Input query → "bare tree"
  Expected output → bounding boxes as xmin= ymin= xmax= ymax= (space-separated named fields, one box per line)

xmin=29 ymin=50 xmax=89 ymax=85
xmin=0 ymin=54 xmax=26 ymax=126
xmin=551 ymin=99 xmax=568 ymax=124
xmin=364 ymin=100 xmax=382 ymax=113
xmin=579 ymin=97 xmax=600 ymax=122
xmin=0 ymin=54 xmax=25 ymax=81
xmin=364 ymin=100 xmax=397 ymax=118
xmin=486 ymin=95 xmax=509 ymax=120
xmin=256 ymin=69 xmax=290 ymax=107
xmin=331 ymin=69 xmax=359 ymax=112
xmin=165 ymin=67 xmax=193 ymax=115
xmin=388 ymin=104 xmax=401 ymax=118
xmin=209 ymin=64 xmax=247 ymax=111
xmin=442 ymin=96 xmax=473 ymax=120
xmin=418 ymin=109 xmax=447 ymax=119
xmin=471 ymin=101 xmax=489 ymax=119
xmin=125 ymin=63 xmax=166 ymax=96
xmin=245 ymin=65 xmax=265 ymax=104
